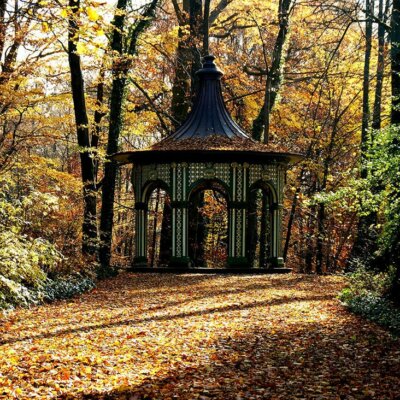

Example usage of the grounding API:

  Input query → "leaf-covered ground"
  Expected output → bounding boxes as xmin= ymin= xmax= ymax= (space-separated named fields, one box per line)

xmin=1 ymin=273 xmax=400 ymax=399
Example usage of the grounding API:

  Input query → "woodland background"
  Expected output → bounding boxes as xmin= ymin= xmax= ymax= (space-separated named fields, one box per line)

xmin=1 ymin=0 xmax=400 ymax=310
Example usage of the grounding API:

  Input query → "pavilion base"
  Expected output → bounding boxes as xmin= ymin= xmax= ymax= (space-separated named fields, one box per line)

xmin=168 ymin=256 xmax=191 ymax=271
xmin=128 ymin=256 xmax=290 ymax=273
xmin=269 ymin=257 xmax=285 ymax=268
xmin=132 ymin=257 xmax=148 ymax=268
xmin=227 ymin=256 xmax=251 ymax=269
xmin=127 ymin=266 xmax=291 ymax=274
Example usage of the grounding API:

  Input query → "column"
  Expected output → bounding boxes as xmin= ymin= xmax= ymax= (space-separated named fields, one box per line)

xmin=265 ymin=163 xmax=284 ymax=268
xmin=133 ymin=201 xmax=148 ymax=267
xmin=169 ymin=163 xmax=190 ymax=270
xmin=227 ymin=163 xmax=250 ymax=268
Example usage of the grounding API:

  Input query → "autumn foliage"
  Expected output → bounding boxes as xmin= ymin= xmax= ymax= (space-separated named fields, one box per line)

xmin=1 ymin=273 xmax=400 ymax=399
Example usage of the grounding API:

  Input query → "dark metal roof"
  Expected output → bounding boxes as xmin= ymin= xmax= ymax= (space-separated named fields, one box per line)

xmin=111 ymin=55 xmax=304 ymax=164
xmin=167 ymin=55 xmax=250 ymax=141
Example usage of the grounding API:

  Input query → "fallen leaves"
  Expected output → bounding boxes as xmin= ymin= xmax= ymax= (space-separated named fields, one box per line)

xmin=0 ymin=273 xmax=399 ymax=399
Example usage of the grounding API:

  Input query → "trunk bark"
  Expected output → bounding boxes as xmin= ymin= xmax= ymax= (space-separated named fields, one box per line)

xmin=283 ymin=171 xmax=303 ymax=261
xmin=372 ymin=0 xmax=390 ymax=130
xmin=252 ymin=0 xmax=293 ymax=143
xmin=247 ymin=191 xmax=258 ymax=267
xmin=149 ymin=188 xmax=161 ymax=268
xmin=99 ymin=0 xmax=158 ymax=270
xmin=68 ymin=0 xmax=98 ymax=256
xmin=259 ymin=192 xmax=269 ymax=268
xmin=351 ymin=0 xmax=374 ymax=261
xmin=171 ymin=0 xmax=203 ymax=126
xmin=390 ymin=0 xmax=400 ymax=302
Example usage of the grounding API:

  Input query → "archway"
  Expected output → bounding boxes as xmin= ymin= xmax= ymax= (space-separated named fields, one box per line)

xmin=145 ymin=183 xmax=172 ymax=268
xmin=248 ymin=183 xmax=275 ymax=269
xmin=112 ymin=165 xmax=135 ymax=267
xmin=188 ymin=180 xmax=229 ymax=268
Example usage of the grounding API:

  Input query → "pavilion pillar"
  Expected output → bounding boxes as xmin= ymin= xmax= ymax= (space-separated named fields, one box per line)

xmin=227 ymin=163 xmax=250 ymax=268
xmin=133 ymin=202 xmax=148 ymax=267
xmin=270 ymin=202 xmax=284 ymax=268
xmin=169 ymin=163 xmax=190 ymax=270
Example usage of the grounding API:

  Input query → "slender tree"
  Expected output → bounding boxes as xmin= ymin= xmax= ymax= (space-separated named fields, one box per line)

xmin=251 ymin=0 xmax=294 ymax=143
xmin=67 ymin=0 xmax=98 ymax=255
xmin=350 ymin=0 xmax=375 ymax=262
xmin=99 ymin=0 xmax=159 ymax=271
xmin=389 ymin=0 xmax=400 ymax=301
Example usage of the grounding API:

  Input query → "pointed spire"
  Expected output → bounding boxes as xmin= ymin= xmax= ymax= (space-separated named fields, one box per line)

xmin=168 ymin=55 xmax=250 ymax=141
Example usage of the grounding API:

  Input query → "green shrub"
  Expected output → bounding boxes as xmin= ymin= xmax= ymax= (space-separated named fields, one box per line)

xmin=42 ymin=276 xmax=95 ymax=302
xmin=344 ymin=265 xmax=395 ymax=298
xmin=340 ymin=292 xmax=400 ymax=335
xmin=339 ymin=266 xmax=400 ymax=335
xmin=0 ymin=182 xmax=95 ymax=311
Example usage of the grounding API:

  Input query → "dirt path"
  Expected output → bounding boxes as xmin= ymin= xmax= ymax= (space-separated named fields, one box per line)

xmin=0 ymin=273 xmax=399 ymax=399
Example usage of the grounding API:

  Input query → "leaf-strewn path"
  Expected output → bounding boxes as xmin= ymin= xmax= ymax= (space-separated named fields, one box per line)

xmin=1 ymin=274 xmax=400 ymax=399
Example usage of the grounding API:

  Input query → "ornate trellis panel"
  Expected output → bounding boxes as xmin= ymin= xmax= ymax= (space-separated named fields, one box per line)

xmin=188 ymin=162 xmax=231 ymax=189
xmin=131 ymin=160 xmax=287 ymax=269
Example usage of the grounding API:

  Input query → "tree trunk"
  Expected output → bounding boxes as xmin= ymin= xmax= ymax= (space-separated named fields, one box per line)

xmin=372 ymin=0 xmax=390 ymax=130
xmin=159 ymin=195 xmax=172 ymax=266
xmin=389 ymin=0 xmax=400 ymax=302
xmin=203 ymin=0 xmax=211 ymax=55
xmin=68 ymin=0 xmax=98 ymax=256
xmin=170 ymin=1 xmax=192 ymax=127
xmin=259 ymin=192 xmax=269 ymax=269
xmin=99 ymin=0 xmax=158 ymax=271
xmin=171 ymin=0 xmax=203 ymax=126
xmin=0 ymin=0 xmax=7 ymax=59
xmin=149 ymin=188 xmax=161 ymax=268
xmin=315 ymin=201 xmax=325 ymax=274
xmin=351 ymin=0 xmax=374 ymax=262
xmin=247 ymin=191 xmax=258 ymax=267
xmin=251 ymin=0 xmax=293 ymax=143
xmin=283 ymin=170 xmax=303 ymax=261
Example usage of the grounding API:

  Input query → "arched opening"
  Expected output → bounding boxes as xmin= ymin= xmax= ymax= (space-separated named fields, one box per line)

xmin=112 ymin=165 xmax=135 ymax=268
xmin=145 ymin=184 xmax=172 ymax=268
xmin=248 ymin=184 xmax=274 ymax=269
xmin=188 ymin=181 xmax=229 ymax=268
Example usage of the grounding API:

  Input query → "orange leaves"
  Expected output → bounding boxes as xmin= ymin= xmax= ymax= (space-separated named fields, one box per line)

xmin=59 ymin=368 xmax=71 ymax=380
xmin=0 ymin=273 xmax=400 ymax=399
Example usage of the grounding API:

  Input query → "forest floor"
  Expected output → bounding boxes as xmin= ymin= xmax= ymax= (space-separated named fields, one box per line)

xmin=1 ymin=273 xmax=400 ymax=400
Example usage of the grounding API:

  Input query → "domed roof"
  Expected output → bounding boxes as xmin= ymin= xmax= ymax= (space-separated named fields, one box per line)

xmin=165 ymin=55 xmax=249 ymax=141
xmin=112 ymin=55 xmax=302 ymax=164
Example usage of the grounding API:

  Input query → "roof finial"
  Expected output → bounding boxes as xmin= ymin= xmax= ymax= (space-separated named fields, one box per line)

xmin=202 ymin=55 xmax=216 ymax=69
xmin=197 ymin=54 xmax=223 ymax=78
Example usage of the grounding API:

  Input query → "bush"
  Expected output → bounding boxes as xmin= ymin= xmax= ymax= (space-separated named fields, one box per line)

xmin=0 ymin=177 xmax=96 ymax=311
xmin=339 ymin=266 xmax=400 ymax=335
xmin=340 ymin=292 xmax=400 ymax=335
xmin=42 ymin=276 xmax=95 ymax=302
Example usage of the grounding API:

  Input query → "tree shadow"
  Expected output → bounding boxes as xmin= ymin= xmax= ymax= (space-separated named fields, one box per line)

xmin=63 ymin=318 xmax=400 ymax=400
xmin=0 ymin=293 xmax=334 ymax=346
xmin=1 ymin=273 xmax=341 ymax=340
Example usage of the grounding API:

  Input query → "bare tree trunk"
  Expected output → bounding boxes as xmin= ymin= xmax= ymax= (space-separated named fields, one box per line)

xmin=283 ymin=171 xmax=303 ymax=261
xmin=351 ymin=0 xmax=374 ymax=262
xmin=159 ymin=195 xmax=172 ymax=266
xmin=203 ymin=0 xmax=211 ymax=54
xmin=0 ymin=0 xmax=7 ymax=59
xmin=389 ymin=0 xmax=400 ymax=302
xmin=252 ymin=0 xmax=293 ymax=143
xmin=372 ymin=0 xmax=390 ymax=130
xmin=259 ymin=193 xmax=269 ymax=268
xmin=149 ymin=188 xmax=161 ymax=268
xmin=247 ymin=191 xmax=258 ymax=267
xmin=68 ymin=0 xmax=98 ymax=256
xmin=99 ymin=0 xmax=158 ymax=271
xmin=171 ymin=0 xmax=202 ymax=126
xmin=171 ymin=0 xmax=192 ymax=127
